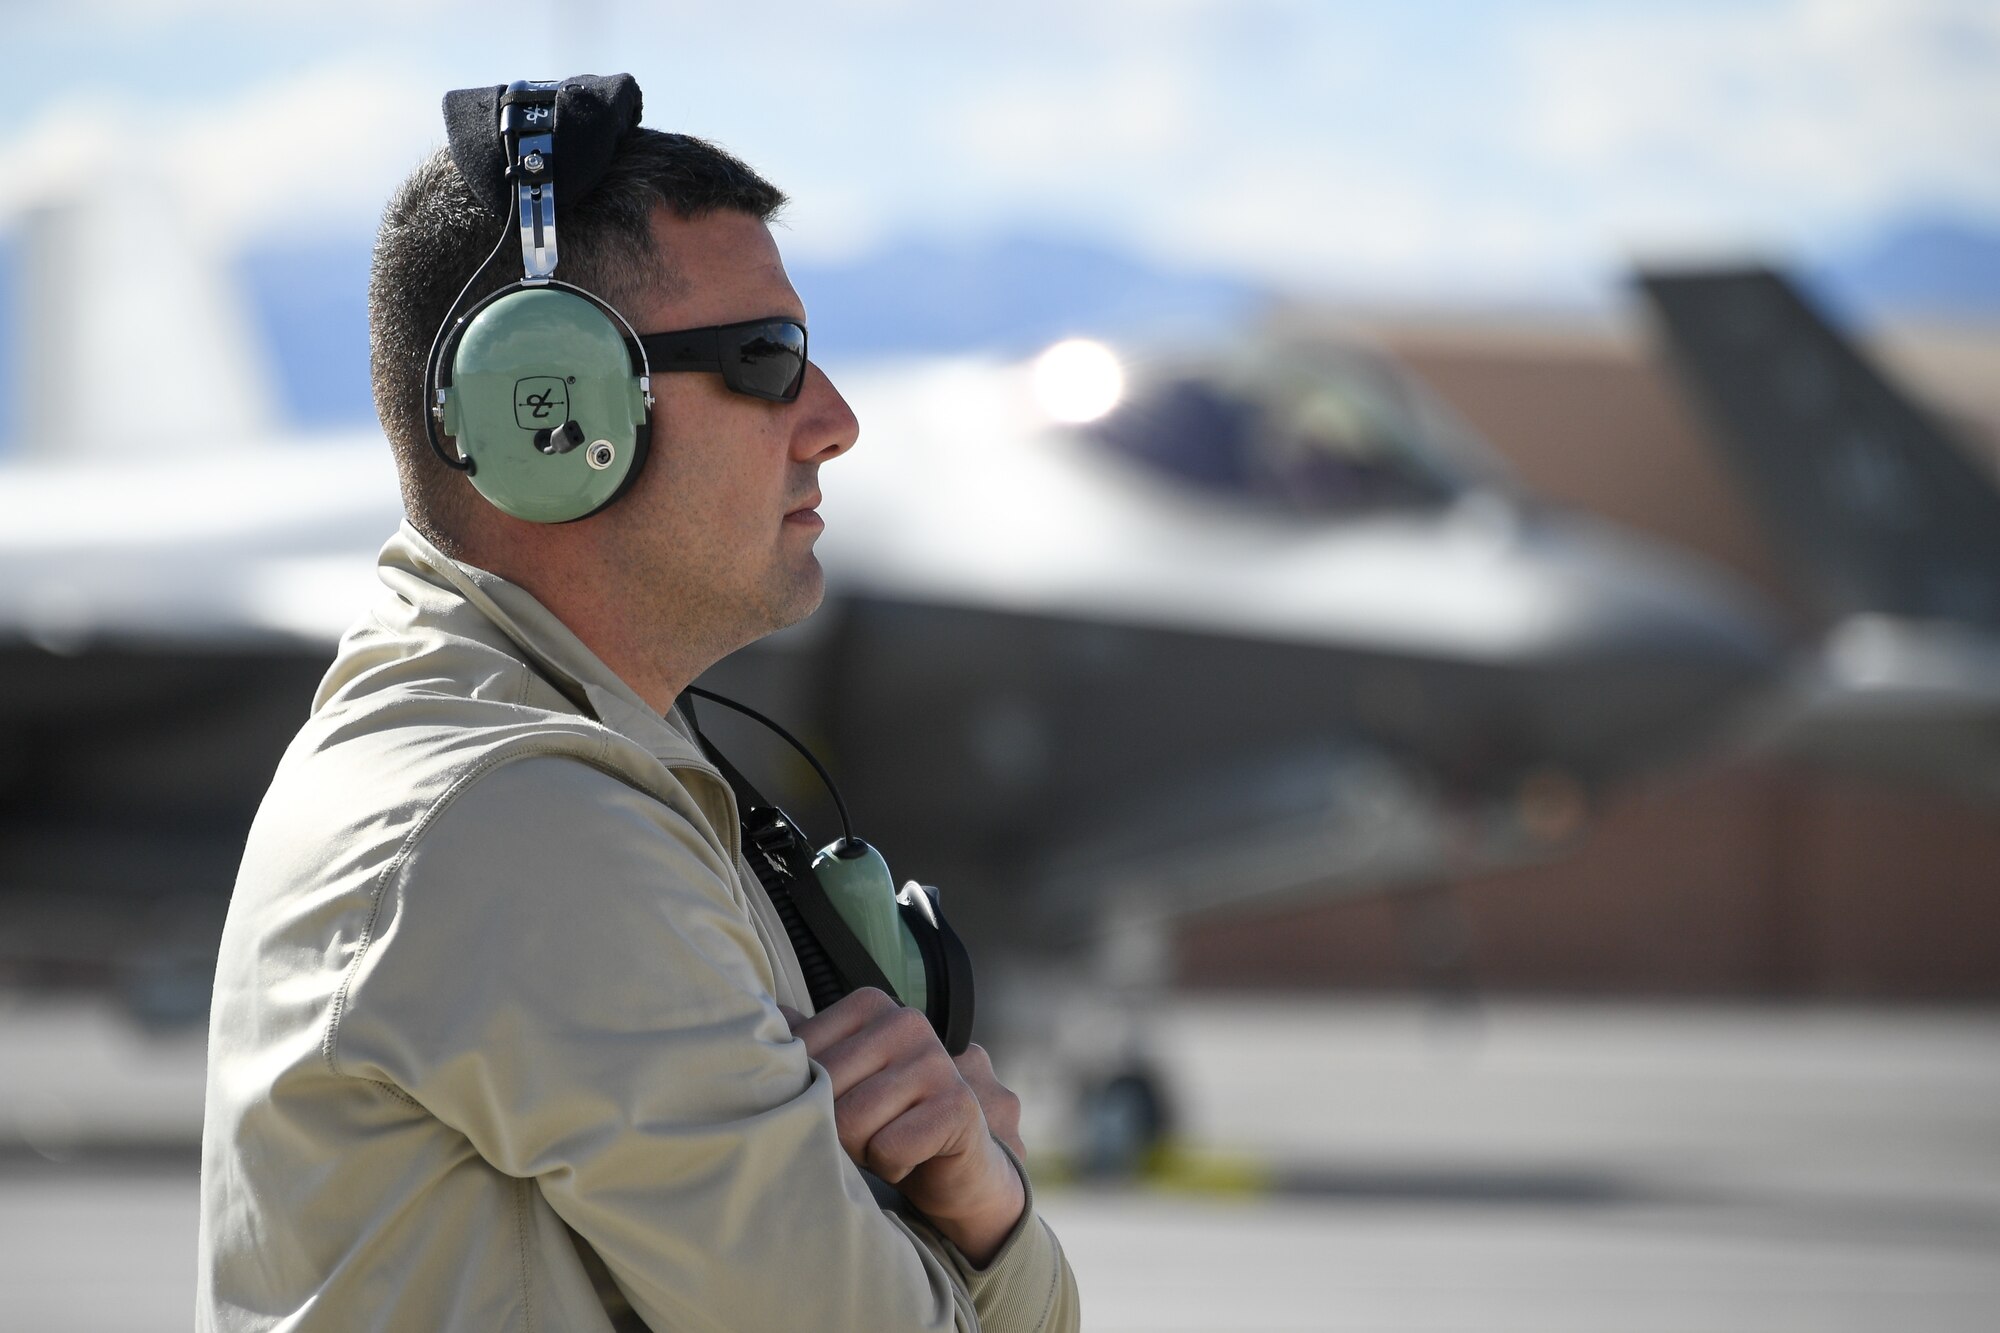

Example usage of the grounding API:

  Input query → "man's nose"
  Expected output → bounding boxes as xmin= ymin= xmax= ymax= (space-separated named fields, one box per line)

xmin=793 ymin=361 xmax=859 ymax=463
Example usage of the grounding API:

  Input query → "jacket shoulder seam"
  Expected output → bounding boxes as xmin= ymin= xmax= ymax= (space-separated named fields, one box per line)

xmin=318 ymin=734 xmax=652 ymax=1082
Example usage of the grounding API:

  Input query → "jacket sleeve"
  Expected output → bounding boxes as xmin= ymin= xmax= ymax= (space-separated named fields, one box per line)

xmin=331 ymin=753 xmax=1077 ymax=1333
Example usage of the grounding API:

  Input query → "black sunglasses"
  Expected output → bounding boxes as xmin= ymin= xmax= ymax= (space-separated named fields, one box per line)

xmin=625 ymin=317 xmax=809 ymax=403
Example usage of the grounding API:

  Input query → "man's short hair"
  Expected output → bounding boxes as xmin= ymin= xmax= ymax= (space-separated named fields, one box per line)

xmin=369 ymin=129 xmax=787 ymax=553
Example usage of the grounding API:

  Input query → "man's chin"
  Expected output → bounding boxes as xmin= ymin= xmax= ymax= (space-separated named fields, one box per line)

xmin=766 ymin=559 xmax=827 ymax=633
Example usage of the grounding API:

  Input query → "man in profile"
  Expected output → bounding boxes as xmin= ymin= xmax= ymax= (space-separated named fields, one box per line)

xmin=197 ymin=79 xmax=1079 ymax=1332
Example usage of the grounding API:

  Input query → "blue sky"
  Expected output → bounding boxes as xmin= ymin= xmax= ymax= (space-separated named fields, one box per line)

xmin=14 ymin=0 xmax=1999 ymax=300
xmin=4 ymin=0 xmax=1997 ymax=440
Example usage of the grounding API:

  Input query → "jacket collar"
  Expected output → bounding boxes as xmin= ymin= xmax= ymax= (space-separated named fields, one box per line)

xmin=378 ymin=522 xmax=710 ymax=769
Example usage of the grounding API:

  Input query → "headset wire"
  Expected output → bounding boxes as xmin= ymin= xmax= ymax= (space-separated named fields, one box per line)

xmin=683 ymin=685 xmax=854 ymax=844
xmin=422 ymin=209 xmax=521 ymax=474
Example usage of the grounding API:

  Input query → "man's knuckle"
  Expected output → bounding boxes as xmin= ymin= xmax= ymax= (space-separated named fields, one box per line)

xmin=888 ymin=1005 xmax=935 ymax=1045
xmin=864 ymin=1134 xmax=916 ymax=1182
xmin=851 ymin=986 xmax=895 ymax=1016
xmin=861 ymin=1144 xmax=896 ymax=1180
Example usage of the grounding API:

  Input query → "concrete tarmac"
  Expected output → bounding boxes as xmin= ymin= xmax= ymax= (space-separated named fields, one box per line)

xmin=4 ymin=992 xmax=1997 ymax=1331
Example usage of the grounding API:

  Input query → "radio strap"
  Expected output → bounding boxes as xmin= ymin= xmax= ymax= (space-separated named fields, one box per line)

xmin=677 ymin=693 xmax=899 ymax=1015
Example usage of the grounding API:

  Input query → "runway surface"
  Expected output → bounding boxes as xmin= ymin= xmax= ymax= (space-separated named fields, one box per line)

xmin=4 ymin=992 xmax=1997 ymax=1331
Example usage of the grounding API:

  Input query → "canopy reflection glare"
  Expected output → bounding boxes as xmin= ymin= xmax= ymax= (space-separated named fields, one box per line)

xmin=1033 ymin=338 xmax=1125 ymax=424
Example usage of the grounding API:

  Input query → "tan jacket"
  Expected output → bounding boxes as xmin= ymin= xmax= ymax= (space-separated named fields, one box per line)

xmin=197 ymin=523 xmax=1079 ymax=1332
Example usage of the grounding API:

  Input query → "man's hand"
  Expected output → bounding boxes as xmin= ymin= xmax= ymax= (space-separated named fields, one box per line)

xmin=951 ymin=1040 xmax=1026 ymax=1162
xmin=782 ymin=990 xmax=1026 ymax=1266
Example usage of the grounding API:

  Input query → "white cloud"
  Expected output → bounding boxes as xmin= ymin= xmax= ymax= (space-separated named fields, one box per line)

xmin=1515 ymin=0 xmax=2000 ymax=239
xmin=1154 ymin=155 xmax=1608 ymax=304
xmin=12 ymin=57 xmax=439 ymax=244
xmin=949 ymin=59 xmax=1200 ymax=179
xmin=46 ymin=0 xmax=469 ymax=18
xmin=174 ymin=62 xmax=441 ymax=242
xmin=10 ymin=0 xmax=2000 ymax=304
xmin=1102 ymin=0 xmax=2000 ymax=293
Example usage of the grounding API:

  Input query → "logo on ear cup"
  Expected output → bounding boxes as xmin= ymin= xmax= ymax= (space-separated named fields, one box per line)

xmin=514 ymin=377 xmax=569 ymax=428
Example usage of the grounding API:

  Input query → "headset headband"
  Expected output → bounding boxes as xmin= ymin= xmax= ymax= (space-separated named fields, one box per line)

xmin=501 ymin=81 xmax=562 ymax=281
xmin=441 ymin=74 xmax=645 ymax=223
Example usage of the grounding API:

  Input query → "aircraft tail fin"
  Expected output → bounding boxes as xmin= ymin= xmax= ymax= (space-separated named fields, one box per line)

xmin=11 ymin=178 xmax=280 ymax=458
xmin=1638 ymin=267 xmax=2000 ymax=632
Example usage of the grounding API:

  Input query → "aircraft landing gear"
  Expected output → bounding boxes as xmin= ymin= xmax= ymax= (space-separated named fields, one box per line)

xmin=1076 ymin=1064 xmax=1172 ymax=1178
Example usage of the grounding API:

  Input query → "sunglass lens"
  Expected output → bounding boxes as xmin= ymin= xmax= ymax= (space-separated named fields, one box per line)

xmin=729 ymin=322 xmax=807 ymax=400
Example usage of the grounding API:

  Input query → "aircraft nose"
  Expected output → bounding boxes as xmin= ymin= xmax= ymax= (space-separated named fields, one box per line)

xmin=1520 ymin=511 xmax=1786 ymax=775
xmin=1571 ymin=543 xmax=1778 ymax=665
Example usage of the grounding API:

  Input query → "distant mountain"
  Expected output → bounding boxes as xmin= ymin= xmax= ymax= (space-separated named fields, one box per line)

xmin=236 ymin=239 xmax=376 ymax=429
xmin=187 ymin=232 xmax=1272 ymax=430
xmin=790 ymin=233 xmax=1268 ymax=361
xmin=0 ymin=246 xmax=15 ymax=451
xmin=1810 ymin=214 xmax=2000 ymax=326
xmin=10 ymin=214 xmax=1984 ymax=444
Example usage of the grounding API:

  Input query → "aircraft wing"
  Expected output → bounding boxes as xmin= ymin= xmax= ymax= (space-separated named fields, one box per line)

xmin=0 ymin=437 xmax=400 ymax=652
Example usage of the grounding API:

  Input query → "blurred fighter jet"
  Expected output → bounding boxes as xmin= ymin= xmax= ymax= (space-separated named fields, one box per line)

xmin=1640 ymin=267 xmax=2000 ymax=803
xmin=0 ymin=184 xmax=1781 ymax=1163
xmin=715 ymin=341 xmax=1780 ymax=934
xmin=681 ymin=338 xmax=1783 ymax=1160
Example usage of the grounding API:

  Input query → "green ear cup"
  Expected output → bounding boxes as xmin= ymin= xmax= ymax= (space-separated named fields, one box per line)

xmin=439 ymin=286 xmax=651 ymax=523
